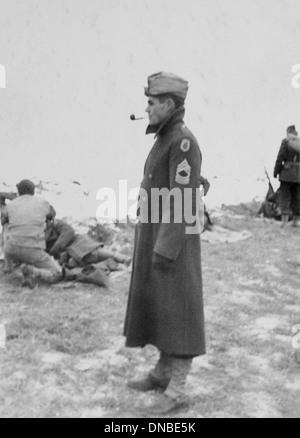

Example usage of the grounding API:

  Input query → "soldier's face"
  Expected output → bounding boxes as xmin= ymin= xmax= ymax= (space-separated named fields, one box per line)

xmin=146 ymin=96 xmax=170 ymax=126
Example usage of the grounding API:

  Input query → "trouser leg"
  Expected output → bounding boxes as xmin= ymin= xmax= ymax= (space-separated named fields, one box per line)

xmin=145 ymin=355 xmax=193 ymax=415
xmin=149 ymin=351 xmax=173 ymax=385
xmin=281 ymin=214 xmax=289 ymax=228
xmin=30 ymin=251 xmax=62 ymax=283
xmin=5 ymin=244 xmax=61 ymax=283
xmin=280 ymin=182 xmax=292 ymax=216
xmin=84 ymin=248 xmax=128 ymax=264
xmin=290 ymin=183 xmax=300 ymax=217
xmin=1 ymin=227 xmax=13 ymax=273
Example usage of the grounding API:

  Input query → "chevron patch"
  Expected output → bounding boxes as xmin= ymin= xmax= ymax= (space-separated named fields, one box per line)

xmin=180 ymin=138 xmax=190 ymax=153
xmin=175 ymin=159 xmax=191 ymax=185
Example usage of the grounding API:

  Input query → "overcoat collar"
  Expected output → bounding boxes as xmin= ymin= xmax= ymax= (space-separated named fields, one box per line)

xmin=146 ymin=105 xmax=185 ymax=137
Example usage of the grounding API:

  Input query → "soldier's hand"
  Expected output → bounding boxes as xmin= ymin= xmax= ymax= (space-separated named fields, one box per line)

xmin=199 ymin=177 xmax=210 ymax=196
xmin=58 ymin=252 xmax=69 ymax=266
xmin=203 ymin=181 xmax=210 ymax=196
xmin=152 ymin=253 xmax=175 ymax=271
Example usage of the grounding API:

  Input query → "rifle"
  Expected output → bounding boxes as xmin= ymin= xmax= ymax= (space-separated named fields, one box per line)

xmin=264 ymin=168 xmax=275 ymax=196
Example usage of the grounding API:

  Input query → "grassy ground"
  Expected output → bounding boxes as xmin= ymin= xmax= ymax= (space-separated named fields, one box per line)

xmin=0 ymin=207 xmax=300 ymax=418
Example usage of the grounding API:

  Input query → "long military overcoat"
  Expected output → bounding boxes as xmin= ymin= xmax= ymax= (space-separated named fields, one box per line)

xmin=124 ymin=107 xmax=206 ymax=357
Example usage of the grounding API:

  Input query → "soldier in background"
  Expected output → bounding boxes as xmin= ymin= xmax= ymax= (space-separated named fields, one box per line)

xmin=45 ymin=219 xmax=131 ymax=268
xmin=273 ymin=125 xmax=300 ymax=228
xmin=1 ymin=180 xmax=62 ymax=288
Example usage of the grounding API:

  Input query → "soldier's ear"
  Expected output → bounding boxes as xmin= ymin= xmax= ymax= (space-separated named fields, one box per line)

xmin=166 ymin=97 xmax=176 ymax=112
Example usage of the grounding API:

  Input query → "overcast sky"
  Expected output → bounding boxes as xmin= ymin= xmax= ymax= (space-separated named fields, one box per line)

xmin=0 ymin=0 xmax=299 ymax=218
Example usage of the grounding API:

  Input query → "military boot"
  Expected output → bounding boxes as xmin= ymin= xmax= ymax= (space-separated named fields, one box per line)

xmin=292 ymin=216 xmax=300 ymax=227
xmin=146 ymin=393 xmax=189 ymax=415
xmin=281 ymin=214 xmax=289 ymax=228
xmin=127 ymin=374 xmax=169 ymax=393
xmin=146 ymin=356 xmax=192 ymax=415
xmin=128 ymin=351 xmax=172 ymax=393
xmin=62 ymin=266 xmax=79 ymax=281
xmin=77 ymin=264 xmax=109 ymax=287
xmin=21 ymin=265 xmax=36 ymax=289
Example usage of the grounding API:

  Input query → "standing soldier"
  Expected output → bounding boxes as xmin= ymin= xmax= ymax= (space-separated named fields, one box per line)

xmin=273 ymin=125 xmax=300 ymax=228
xmin=124 ymin=72 xmax=206 ymax=415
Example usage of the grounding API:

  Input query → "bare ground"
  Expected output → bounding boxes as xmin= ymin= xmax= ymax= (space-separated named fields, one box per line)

xmin=0 ymin=208 xmax=300 ymax=418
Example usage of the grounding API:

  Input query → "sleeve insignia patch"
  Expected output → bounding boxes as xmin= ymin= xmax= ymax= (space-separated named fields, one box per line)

xmin=175 ymin=159 xmax=191 ymax=185
xmin=180 ymin=138 xmax=190 ymax=153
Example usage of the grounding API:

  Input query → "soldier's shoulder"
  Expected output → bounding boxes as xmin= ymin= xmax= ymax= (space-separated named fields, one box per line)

xmin=180 ymin=123 xmax=195 ymax=137
xmin=36 ymin=195 xmax=49 ymax=203
xmin=35 ymin=196 xmax=51 ymax=208
xmin=7 ymin=196 xmax=19 ymax=208
xmin=173 ymin=124 xmax=199 ymax=153
xmin=181 ymin=124 xmax=199 ymax=144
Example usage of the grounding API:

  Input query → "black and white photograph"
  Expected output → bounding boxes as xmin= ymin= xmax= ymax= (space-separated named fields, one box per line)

xmin=0 ymin=0 xmax=299 ymax=420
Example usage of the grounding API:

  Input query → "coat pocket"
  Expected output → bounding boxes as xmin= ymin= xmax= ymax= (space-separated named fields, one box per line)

xmin=280 ymin=162 xmax=300 ymax=183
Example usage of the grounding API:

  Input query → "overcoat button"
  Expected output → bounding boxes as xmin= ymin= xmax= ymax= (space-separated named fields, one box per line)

xmin=148 ymin=174 xmax=153 ymax=180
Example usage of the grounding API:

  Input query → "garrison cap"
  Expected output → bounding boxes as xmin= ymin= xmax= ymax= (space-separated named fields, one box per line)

xmin=287 ymin=125 xmax=298 ymax=135
xmin=16 ymin=179 xmax=35 ymax=195
xmin=144 ymin=72 xmax=189 ymax=101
